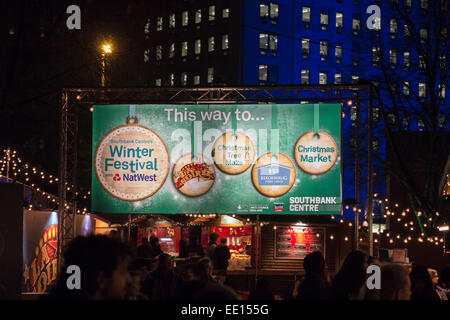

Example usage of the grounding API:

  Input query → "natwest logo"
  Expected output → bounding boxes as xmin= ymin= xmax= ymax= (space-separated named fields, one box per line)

xmin=113 ymin=173 xmax=121 ymax=181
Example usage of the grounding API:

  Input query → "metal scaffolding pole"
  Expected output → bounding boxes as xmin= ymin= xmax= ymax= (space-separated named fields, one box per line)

xmin=57 ymin=90 xmax=68 ymax=272
xmin=255 ymin=214 xmax=260 ymax=288
xmin=368 ymin=87 xmax=374 ymax=256
xmin=355 ymin=100 xmax=360 ymax=251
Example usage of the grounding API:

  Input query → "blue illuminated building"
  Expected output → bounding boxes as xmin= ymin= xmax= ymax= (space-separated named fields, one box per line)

xmin=142 ymin=0 xmax=448 ymax=222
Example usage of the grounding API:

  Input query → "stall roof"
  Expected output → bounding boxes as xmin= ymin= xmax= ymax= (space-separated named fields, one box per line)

xmin=91 ymin=213 xmax=340 ymax=227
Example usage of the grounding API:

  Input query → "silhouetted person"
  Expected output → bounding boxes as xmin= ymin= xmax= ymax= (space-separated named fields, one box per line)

xmin=248 ymin=277 xmax=274 ymax=300
xmin=179 ymin=239 xmax=189 ymax=258
xmin=215 ymin=270 xmax=228 ymax=286
xmin=380 ymin=264 xmax=411 ymax=300
xmin=207 ymin=232 xmax=219 ymax=263
xmin=150 ymin=236 xmax=163 ymax=257
xmin=189 ymin=237 xmax=205 ymax=257
xmin=213 ymin=238 xmax=231 ymax=271
xmin=137 ymin=238 xmax=154 ymax=259
xmin=127 ymin=261 xmax=149 ymax=300
xmin=175 ymin=261 xmax=237 ymax=300
xmin=330 ymin=250 xmax=368 ymax=300
xmin=409 ymin=265 xmax=440 ymax=300
xmin=296 ymin=251 xmax=330 ymax=300
xmin=142 ymin=253 xmax=177 ymax=300
xmin=198 ymin=257 xmax=215 ymax=282
xmin=46 ymin=235 xmax=132 ymax=300
xmin=129 ymin=258 xmax=153 ymax=286
xmin=437 ymin=265 xmax=450 ymax=300
xmin=108 ymin=229 xmax=121 ymax=241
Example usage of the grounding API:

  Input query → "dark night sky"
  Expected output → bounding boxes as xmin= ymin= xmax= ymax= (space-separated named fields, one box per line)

xmin=1 ymin=1 xmax=146 ymax=175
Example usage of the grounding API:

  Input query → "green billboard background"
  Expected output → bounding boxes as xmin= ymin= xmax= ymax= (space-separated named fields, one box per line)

xmin=92 ymin=104 xmax=342 ymax=214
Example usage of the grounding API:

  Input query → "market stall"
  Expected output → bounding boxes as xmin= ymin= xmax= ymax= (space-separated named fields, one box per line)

xmin=137 ymin=216 xmax=181 ymax=256
xmin=208 ymin=215 xmax=254 ymax=271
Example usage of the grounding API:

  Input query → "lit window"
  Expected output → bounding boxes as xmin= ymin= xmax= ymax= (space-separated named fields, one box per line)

xmin=259 ymin=65 xmax=268 ymax=81
xmin=320 ymin=40 xmax=328 ymax=56
xmin=404 ymin=25 xmax=411 ymax=37
xmin=440 ymin=54 xmax=446 ymax=69
xmin=182 ymin=11 xmax=188 ymax=27
xmin=351 ymin=75 xmax=359 ymax=84
xmin=418 ymin=119 xmax=425 ymax=130
xmin=181 ymin=72 xmax=187 ymax=86
xmin=372 ymin=47 xmax=380 ymax=63
xmin=404 ymin=52 xmax=410 ymax=67
xmin=335 ymin=45 xmax=342 ymax=58
xmin=209 ymin=6 xmax=215 ymax=21
xmin=403 ymin=82 xmax=410 ymax=95
xmin=352 ymin=18 xmax=360 ymax=30
xmin=207 ymin=67 xmax=214 ymax=83
xmin=156 ymin=45 xmax=162 ymax=60
xmin=195 ymin=9 xmax=202 ymax=24
xmin=419 ymin=55 xmax=426 ymax=69
xmin=169 ymin=43 xmax=175 ymax=58
xmin=439 ymin=84 xmax=446 ymax=99
xmin=208 ymin=37 xmax=215 ymax=52
xmin=260 ymin=4 xmax=269 ymax=18
xmin=320 ymin=11 xmax=329 ymax=26
xmin=260 ymin=33 xmax=268 ymax=49
xmin=156 ymin=17 xmax=163 ymax=31
xmin=270 ymin=3 xmax=279 ymax=19
xmin=302 ymin=7 xmax=311 ymax=22
xmin=181 ymin=41 xmax=188 ymax=57
xmin=269 ymin=35 xmax=278 ymax=51
xmin=390 ymin=19 xmax=398 ymax=34
xmin=438 ymin=112 xmax=446 ymax=128
xmin=420 ymin=28 xmax=427 ymax=40
xmin=402 ymin=117 xmax=410 ymax=129
xmin=222 ymin=34 xmax=229 ymax=50
xmin=155 ymin=78 xmax=162 ymax=87
xmin=194 ymin=75 xmax=200 ymax=85
xmin=405 ymin=0 xmax=412 ymax=8
xmin=334 ymin=73 xmax=342 ymax=84
xmin=144 ymin=19 xmax=151 ymax=34
xmin=169 ymin=73 xmax=175 ymax=86
xmin=373 ymin=107 xmax=380 ymax=121
xmin=421 ymin=0 xmax=428 ymax=9
xmin=418 ymin=83 xmax=426 ymax=97
xmin=223 ymin=8 xmax=230 ymax=19
xmin=387 ymin=113 xmax=396 ymax=125
xmin=389 ymin=49 xmax=397 ymax=64
xmin=373 ymin=140 xmax=380 ymax=151
xmin=144 ymin=49 xmax=150 ymax=62
xmin=169 ymin=14 xmax=175 ymax=28
xmin=336 ymin=12 xmax=343 ymax=28
xmin=319 ymin=72 xmax=328 ymax=85
xmin=301 ymin=69 xmax=309 ymax=84
xmin=302 ymin=38 xmax=310 ymax=54
xmin=195 ymin=40 xmax=201 ymax=55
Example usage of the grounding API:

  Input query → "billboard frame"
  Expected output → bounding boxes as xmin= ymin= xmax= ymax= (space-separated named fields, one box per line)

xmin=57 ymin=84 xmax=375 ymax=271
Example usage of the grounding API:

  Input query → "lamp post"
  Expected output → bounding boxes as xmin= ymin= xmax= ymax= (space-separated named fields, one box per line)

xmin=101 ymin=43 xmax=112 ymax=87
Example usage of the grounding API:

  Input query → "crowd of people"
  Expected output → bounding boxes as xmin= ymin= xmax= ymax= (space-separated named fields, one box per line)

xmin=44 ymin=233 xmax=450 ymax=301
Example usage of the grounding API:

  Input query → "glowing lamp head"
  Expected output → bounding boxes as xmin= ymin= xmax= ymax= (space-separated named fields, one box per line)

xmin=102 ymin=43 xmax=112 ymax=53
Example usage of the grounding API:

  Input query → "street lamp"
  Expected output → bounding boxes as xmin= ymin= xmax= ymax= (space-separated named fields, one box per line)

xmin=101 ymin=42 xmax=113 ymax=87
xmin=102 ymin=43 xmax=112 ymax=54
